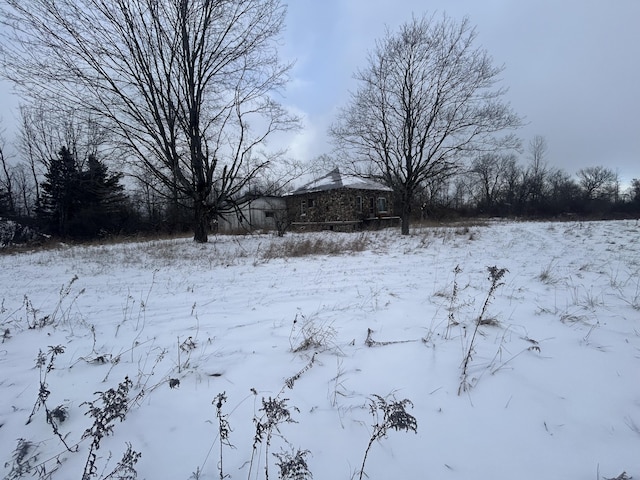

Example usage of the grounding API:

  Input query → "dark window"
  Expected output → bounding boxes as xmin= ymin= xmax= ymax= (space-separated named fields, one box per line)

xmin=356 ymin=196 xmax=363 ymax=213
xmin=265 ymin=211 xmax=274 ymax=218
xmin=301 ymin=200 xmax=307 ymax=216
xmin=377 ymin=197 xmax=388 ymax=213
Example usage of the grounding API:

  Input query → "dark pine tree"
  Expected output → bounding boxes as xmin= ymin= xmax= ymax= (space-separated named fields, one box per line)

xmin=72 ymin=154 xmax=127 ymax=237
xmin=0 ymin=187 xmax=11 ymax=217
xmin=38 ymin=146 xmax=81 ymax=237
xmin=39 ymin=148 xmax=128 ymax=239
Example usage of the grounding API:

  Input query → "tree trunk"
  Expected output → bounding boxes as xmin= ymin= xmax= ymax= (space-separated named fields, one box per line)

xmin=400 ymin=214 xmax=410 ymax=235
xmin=399 ymin=193 xmax=412 ymax=235
xmin=193 ymin=201 xmax=209 ymax=243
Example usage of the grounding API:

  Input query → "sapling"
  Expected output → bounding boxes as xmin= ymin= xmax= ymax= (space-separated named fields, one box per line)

xmin=357 ymin=394 xmax=418 ymax=480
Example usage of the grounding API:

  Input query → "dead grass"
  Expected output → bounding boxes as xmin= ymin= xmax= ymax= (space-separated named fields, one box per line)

xmin=260 ymin=233 xmax=370 ymax=259
xmin=410 ymin=218 xmax=490 ymax=230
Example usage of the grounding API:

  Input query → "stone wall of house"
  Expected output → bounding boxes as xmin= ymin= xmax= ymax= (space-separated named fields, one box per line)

xmin=286 ymin=188 xmax=394 ymax=228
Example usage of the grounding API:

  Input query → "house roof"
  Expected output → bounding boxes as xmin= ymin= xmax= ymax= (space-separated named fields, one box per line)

xmin=289 ymin=168 xmax=392 ymax=194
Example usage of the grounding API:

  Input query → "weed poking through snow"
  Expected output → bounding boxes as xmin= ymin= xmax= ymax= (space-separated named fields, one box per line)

xmin=364 ymin=328 xmax=416 ymax=347
xmin=27 ymin=345 xmax=76 ymax=453
xmin=24 ymin=276 xmax=84 ymax=330
xmin=250 ymin=397 xmax=298 ymax=480
xmin=100 ymin=443 xmax=142 ymax=480
xmin=274 ymin=449 xmax=313 ymax=480
xmin=289 ymin=312 xmax=336 ymax=353
xmin=458 ymin=266 xmax=508 ymax=395
xmin=285 ymin=353 xmax=317 ymax=390
xmin=80 ymin=376 xmax=139 ymax=480
xmin=444 ymin=265 xmax=462 ymax=339
xmin=4 ymin=439 xmax=40 ymax=480
xmin=357 ymin=394 xmax=417 ymax=480
xmin=213 ymin=392 xmax=234 ymax=480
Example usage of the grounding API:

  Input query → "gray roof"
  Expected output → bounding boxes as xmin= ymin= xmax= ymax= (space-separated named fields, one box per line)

xmin=290 ymin=168 xmax=392 ymax=194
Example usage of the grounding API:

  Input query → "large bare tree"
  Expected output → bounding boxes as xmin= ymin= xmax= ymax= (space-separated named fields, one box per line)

xmin=331 ymin=13 xmax=521 ymax=234
xmin=1 ymin=0 xmax=298 ymax=242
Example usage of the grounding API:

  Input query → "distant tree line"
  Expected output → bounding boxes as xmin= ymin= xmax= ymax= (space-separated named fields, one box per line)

xmin=0 ymin=136 xmax=194 ymax=242
xmin=419 ymin=151 xmax=640 ymax=221
xmin=0 ymin=107 xmax=291 ymax=242
xmin=2 ymin=116 xmax=638 ymax=244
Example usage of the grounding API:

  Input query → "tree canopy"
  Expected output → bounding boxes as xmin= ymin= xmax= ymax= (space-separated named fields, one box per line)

xmin=1 ymin=0 xmax=298 ymax=242
xmin=331 ymin=13 xmax=521 ymax=234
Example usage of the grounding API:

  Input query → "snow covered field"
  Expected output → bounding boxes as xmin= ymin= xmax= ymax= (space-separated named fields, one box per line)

xmin=1 ymin=220 xmax=639 ymax=480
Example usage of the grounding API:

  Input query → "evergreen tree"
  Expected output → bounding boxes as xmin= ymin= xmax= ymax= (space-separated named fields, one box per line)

xmin=38 ymin=146 xmax=80 ymax=236
xmin=0 ymin=183 xmax=10 ymax=216
xmin=73 ymin=154 xmax=127 ymax=237
xmin=39 ymin=147 xmax=128 ymax=238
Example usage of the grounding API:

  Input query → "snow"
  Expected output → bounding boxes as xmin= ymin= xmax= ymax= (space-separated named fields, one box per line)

xmin=289 ymin=168 xmax=392 ymax=194
xmin=1 ymin=220 xmax=639 ymax=480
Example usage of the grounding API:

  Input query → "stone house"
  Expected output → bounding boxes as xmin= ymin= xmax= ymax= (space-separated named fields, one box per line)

xmin=284 ymin=168 xmax=398 ymax=231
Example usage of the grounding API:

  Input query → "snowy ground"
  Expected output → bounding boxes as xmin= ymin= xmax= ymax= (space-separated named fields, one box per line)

xmin=1 ymin=220 xmax=639 ymax=480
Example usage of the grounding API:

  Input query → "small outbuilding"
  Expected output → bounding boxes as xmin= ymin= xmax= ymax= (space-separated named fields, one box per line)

xmin=285 ymin=168 xmax=398 ymax=231
xmin=216 ymin=195 xmax=287 ymax=233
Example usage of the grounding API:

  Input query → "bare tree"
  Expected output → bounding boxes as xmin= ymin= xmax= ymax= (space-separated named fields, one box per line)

xmin=1 ymin=0 xmax=298 ymax=242
xmin=577 ymin=166 xmax=617 ymax=200
xmin=12 ymin=163 xmax=36 ymax=217
xmin=470 ymin=153 xmax=517 ymax=210
xmin=631 ymin=178 xmax=640 ymax=204
xmin=0 ymin=128 xmax=16 ymax=216
xmin=528 ymin=135 xmax=548 ymax=170
xmin=523 ymin=135 xmax=548 ymax=206
xmin=540 ymin=167 xmax=579 ymax=214
xmin=17 ymin=103 xmax=111 ymax=207
xmin=331 ymin=13 xmax=521 ymax=234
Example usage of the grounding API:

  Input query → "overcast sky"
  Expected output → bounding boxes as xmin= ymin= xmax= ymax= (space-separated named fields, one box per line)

xmin=1 ymin=0 xmax=638 ymax=183
xmin=279 ymin=0 xmax=640 ymax=183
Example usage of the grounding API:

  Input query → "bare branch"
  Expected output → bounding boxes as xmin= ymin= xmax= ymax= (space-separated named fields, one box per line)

xmin=331 ymin=13 xmax=521 ymax=233
xmin=1 ymin=0 xmax=300 ymax=241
